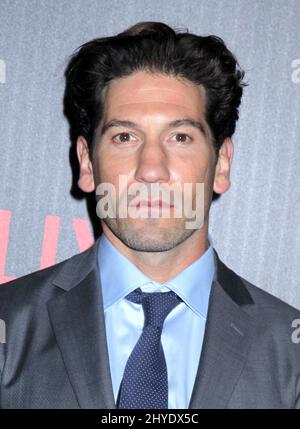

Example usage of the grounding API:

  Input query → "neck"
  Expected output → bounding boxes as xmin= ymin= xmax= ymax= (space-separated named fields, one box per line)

xmin=101 ymin=222 xmax=209 ymax=284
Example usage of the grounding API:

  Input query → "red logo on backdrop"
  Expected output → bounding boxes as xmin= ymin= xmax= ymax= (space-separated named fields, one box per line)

xmin=0 ymin=209 xmax=94 ymax=284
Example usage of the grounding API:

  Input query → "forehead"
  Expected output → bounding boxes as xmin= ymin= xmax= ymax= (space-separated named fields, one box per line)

xmin=102 ymin=71 xmax=206 ymax=116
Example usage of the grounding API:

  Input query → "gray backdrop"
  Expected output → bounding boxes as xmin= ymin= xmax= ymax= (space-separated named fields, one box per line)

xmin=0 ymin=0 xmax=299 ymax=308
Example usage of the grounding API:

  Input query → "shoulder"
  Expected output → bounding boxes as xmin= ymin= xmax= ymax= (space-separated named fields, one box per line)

xmin=240 ymin=275 xmax=300 ymax=320
xmin=0 ymin=260 xmax=63 ymax=321
xmin=218 ymin=262 xmax=300 ymax=382
xmin=215 ymin=251 xmax=300 ymax=346
xmin=0 ymin=243 xmax=97 ymax=317
xmin=215 ymin=250 xmax=300 ymax=318
xmin=232 ymin=270 xmax=300 ymax=351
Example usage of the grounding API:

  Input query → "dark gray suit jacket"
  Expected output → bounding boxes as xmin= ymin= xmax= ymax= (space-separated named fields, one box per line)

xmin=0 ymin=238 xmax=300 ymax=409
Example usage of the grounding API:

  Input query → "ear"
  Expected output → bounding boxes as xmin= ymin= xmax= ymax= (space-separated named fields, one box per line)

xmin=213 ymin=138 xmax=234 ymax=195
xmin=76 ymin=136 xmax=95 ymax=193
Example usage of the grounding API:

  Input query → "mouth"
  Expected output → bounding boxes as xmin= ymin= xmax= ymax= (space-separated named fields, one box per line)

xmin=134 ymin=200 xmax=174 ymax=209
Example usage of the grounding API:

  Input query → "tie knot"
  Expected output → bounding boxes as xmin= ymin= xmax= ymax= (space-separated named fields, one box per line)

xmin=125 ymin=287 xmax=182 ymax=328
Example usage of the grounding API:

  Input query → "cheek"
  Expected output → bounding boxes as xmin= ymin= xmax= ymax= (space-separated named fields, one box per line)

xmin=173 ymin=158 xmax=212 ymax=185
xmin=171 ymin=142 xmax=215 ymax=181
xmin=94 ymin=152 xmax=128 ymax=184
xmin=93 ymin=155 xmax=131 ymax=201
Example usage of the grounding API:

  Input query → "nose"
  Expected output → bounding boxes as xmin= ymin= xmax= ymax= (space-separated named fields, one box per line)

xmin=134 ymin=139 xmax=170 ymax=184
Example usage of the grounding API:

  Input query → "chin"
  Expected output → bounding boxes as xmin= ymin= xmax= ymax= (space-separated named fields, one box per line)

xmin=103 ymin=218 xmax=196 ymax=253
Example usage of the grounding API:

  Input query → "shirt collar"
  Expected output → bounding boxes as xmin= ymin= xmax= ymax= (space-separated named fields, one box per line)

xmin=98 ymin=233 xmax=215 ymax=319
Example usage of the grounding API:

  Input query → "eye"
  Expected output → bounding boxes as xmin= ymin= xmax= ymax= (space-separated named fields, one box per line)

xmin=169 ymin=133 xmax=193 ymax=144
xmin=112 ymin=132 xmax=138 ymax=144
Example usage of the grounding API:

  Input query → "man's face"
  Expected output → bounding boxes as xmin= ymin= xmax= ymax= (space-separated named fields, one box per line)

xmin=77 ymin=71 xmax=232 ymax=252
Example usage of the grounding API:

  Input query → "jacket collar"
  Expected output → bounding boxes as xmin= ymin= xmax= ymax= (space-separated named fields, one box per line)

xmin=49 ymin=238 xmax=255 ymax=409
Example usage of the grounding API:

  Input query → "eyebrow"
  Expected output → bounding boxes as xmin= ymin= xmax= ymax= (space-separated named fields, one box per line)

xmin=99 ymin=118 xmax=209 ymax=139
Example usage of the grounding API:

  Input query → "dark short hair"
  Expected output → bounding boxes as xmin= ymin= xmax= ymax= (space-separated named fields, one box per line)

xmin=64 ymin=21 xmax=246 ymax=156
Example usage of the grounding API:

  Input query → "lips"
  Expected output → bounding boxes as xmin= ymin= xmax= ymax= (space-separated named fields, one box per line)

xmin=136 ymin=200 xmax=173 ymax=208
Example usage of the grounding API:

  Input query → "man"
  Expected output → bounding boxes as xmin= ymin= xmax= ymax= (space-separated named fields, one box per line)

xmin=0 ymin=21 xmax=299 ymax=409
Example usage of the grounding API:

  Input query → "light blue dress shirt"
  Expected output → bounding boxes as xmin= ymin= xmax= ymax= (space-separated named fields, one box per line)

xmin=98 ymin=233 xmax=215 ymax=409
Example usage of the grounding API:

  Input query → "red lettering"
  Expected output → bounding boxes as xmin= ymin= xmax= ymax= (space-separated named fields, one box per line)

xmin=72 ymin=218 xmax=94 ymax=252
xmin=0 ymin=210 xmax=16 ymax=283
xmin=39 ymin=215 xmax=60 ymax=269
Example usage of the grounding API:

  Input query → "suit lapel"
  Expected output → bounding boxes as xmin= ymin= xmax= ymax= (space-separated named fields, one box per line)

xmin=46 ymin=239 xmax=257 ymax=409
xmin=47 ymin=241 xmax=116 ymax=409
xmin=189 ymin=250 xmax=256 ymax=409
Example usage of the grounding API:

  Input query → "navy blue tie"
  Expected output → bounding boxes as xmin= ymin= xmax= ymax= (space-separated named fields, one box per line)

xmin=117 ymin=287 xmax=182 ymax=409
